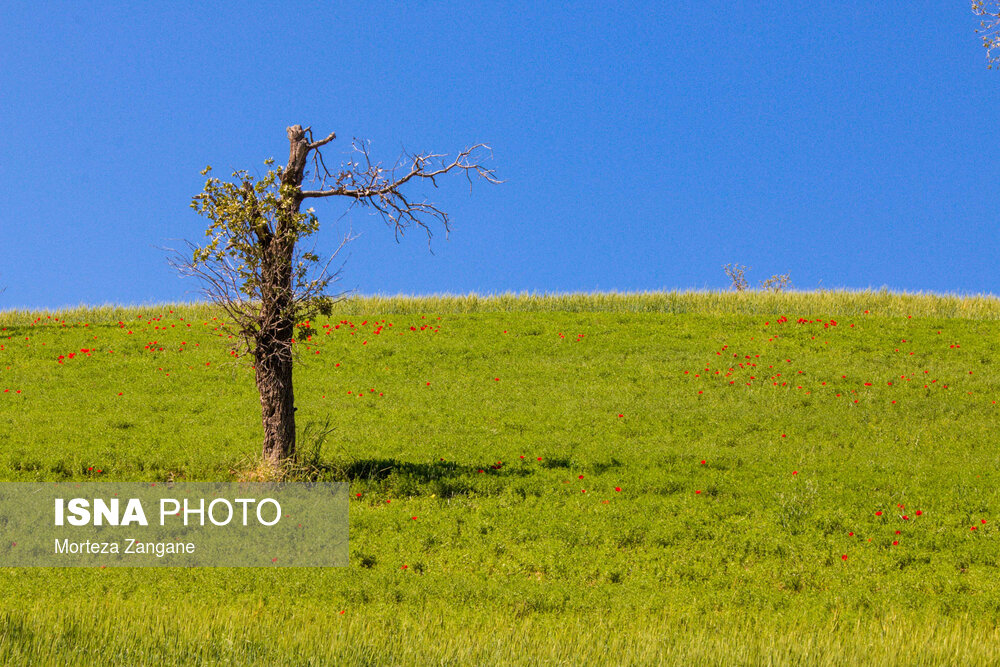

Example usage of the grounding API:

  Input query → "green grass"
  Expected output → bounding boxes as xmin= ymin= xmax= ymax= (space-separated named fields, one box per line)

xmin=1 ymin=290 xmax=999 ymax=665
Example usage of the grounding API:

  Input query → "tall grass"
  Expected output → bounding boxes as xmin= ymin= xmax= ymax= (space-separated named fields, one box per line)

xmin=3 ymin=601 xmax=1000 ymax=665
xmin=3 ymin=288 xmax=999 ymax=325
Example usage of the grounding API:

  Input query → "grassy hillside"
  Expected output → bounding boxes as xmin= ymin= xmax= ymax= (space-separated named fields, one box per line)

xmin=1 ymin=291 xmax=999 ymax=664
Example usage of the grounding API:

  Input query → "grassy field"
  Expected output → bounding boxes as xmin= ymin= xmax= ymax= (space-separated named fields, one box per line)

xmin=1 ymin=290 xmax=999 ymax=665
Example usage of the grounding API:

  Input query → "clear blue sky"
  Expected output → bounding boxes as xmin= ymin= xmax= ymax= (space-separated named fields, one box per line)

xmin=1 ymin=2 xmax=996 ymax=308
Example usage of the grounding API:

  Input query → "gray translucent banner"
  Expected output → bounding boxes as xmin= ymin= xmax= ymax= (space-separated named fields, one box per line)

xmin=0 ymin=483 xmax=348 ymax=567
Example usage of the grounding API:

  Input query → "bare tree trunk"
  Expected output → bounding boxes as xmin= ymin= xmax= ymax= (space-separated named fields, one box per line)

xmin=255 ymin=258 xmax=297 ymax=462
xmin=254 ymin=125 xmax=311 ymax=463
xmin=256 ymin=326 xmax=295 ymax=464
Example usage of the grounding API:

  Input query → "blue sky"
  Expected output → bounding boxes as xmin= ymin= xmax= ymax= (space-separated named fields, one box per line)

xmin=1 ymin=2 xmax=996 ymax=308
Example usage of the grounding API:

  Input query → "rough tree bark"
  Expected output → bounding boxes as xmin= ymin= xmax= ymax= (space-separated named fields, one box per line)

xmin=256 ymin=125 xmax=312 ymax=462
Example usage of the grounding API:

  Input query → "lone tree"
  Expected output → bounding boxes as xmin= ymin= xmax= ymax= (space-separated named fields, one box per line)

xmin=179 ymin=125 xmax=498 ymax=465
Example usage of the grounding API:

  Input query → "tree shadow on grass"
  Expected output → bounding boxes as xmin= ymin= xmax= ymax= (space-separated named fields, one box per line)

xmin=299 ymin=456 xmax=537 ymax=499
xmin=330 ymin=457 xmax=535 ymax=483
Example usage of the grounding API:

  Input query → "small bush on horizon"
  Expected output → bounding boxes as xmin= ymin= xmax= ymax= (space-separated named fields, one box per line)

xmin=722 ymin=263 xmax=751 ymax=291
xmin=760 ymin=273 xmax=793 ymax=292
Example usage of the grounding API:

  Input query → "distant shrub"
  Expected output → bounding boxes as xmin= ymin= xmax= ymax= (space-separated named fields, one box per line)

xmin=722 ymin=263 xmax=751 ymax=291
xmin=760 ymin=273 xmax=793 ymax=292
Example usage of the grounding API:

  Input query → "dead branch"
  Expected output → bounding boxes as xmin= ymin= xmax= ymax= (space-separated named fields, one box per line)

xmin=299 ymin=140 xmax=500 ymax=241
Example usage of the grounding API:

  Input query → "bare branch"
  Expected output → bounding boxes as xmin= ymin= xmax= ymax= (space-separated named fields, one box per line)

xmin=308 ymin=131 xmax=337 ymax=150
xmin=298 ymin=141 xmax=500 ymax=241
